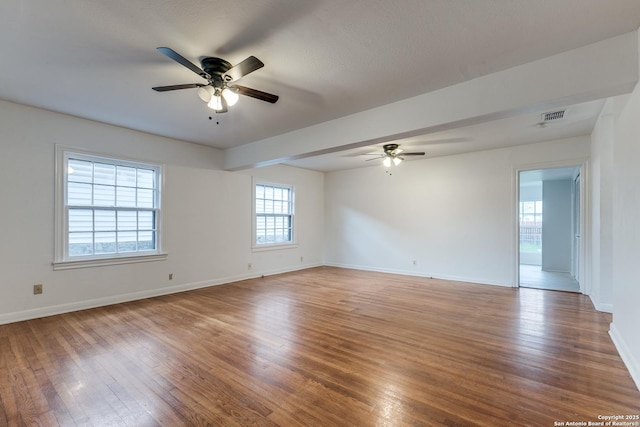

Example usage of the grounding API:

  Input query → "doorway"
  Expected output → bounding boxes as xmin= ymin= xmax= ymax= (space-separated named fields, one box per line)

xmin=518 ymin=166 xmax=581 ymax=292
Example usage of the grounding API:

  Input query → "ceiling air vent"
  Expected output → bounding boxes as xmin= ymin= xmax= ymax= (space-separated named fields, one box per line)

xmin=541 ymin=110 xmax=566 ymax=122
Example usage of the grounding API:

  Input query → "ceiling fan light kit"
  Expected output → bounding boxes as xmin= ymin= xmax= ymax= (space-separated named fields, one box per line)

xmin=382 ymin=155 xmax=402 ymax=167
xmin=152 ymin=47 xmax=279 ymax=113
xmin=197 ymin=86 xmax=239 ymax=112
xmin=221 ymin=88 xmax=239 ymax=106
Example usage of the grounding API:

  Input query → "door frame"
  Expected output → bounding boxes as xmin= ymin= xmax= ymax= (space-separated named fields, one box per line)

xmin=572 ymin=173 xmax=581 ymax=281
xmin=513 ymin=159 xmax=590 ymax=294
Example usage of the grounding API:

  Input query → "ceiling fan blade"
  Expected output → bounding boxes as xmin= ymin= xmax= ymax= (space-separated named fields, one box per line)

xmin=152 ymin=83 xmax=204 ymax=92
xmin=224 ymin=56 xmax=264 ymax=82
xmin=157 ymin=47 xmax=211 ymax=80
xmin=231 ymin=85 xmax=279 ymax=103
xmin=402 ymin=152 xmax=426 ymax=156
xmin=342 ymin=151 xmax=380 ymax=158
xmin=365 ymin=155 xmax=385 ymax=161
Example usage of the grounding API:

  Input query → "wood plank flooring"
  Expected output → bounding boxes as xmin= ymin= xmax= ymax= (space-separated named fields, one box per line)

xmin=0 ymin=267 xmax=638 ymax=426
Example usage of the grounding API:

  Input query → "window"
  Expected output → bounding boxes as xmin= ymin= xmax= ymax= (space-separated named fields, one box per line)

xmin=54 ymin=148 xmax=165 ymax=269
xmin=519 ymin=200 xmax=543 ymax=254
xmin=254 ymin=183 xmax=294 ymax=247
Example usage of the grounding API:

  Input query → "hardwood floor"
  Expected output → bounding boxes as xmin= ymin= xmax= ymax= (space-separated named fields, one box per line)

xmin=1 ymin=267 xmax=638 ymax=426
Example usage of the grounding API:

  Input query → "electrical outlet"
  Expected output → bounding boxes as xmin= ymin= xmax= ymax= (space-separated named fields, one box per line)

xmin=300 ymin=256 xmax=304 ymax=263
xmin=413 ymin=260 xmax=417 ymax=266
xmin=33 ymin=284 xmax=43 ymax=295
xmin=248 ymin=262 xmax=252 ymax=270
xmin=169 ymin=273 xmax=173 ymax=280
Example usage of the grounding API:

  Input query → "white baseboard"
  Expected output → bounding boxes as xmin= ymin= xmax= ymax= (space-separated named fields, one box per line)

xmin=589 ymin=295 xmax=613 ymax=313
xmin=610 ymin=322 xmax=640 ymax=391
xmin=0 ymin=263 xmax=321 ymax=326
xmin=259 ymin=262 xmax=322 ymax=278
xmin=323 ymin=262 xmax=513 ymax=288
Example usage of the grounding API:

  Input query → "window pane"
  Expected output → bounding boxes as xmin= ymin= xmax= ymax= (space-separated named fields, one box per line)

xmin=69 ymin=232 xmax=93 ymax=256
xmin=95 ymin=232 xmax=116 ymax=254
xmin=68 ymin=182 xmax=92 ymax=206
xmin=265 ymin=200 xmax=274 ymax=214
xmin=117 ymin=166 xmax=136 ymax=187
xmin=265 ymin=186 xmax=273 ymax=199
xmin=138 ymin=231 xmax=155 ymax=251
xmin=523 ymin=201 xmax=535 ymax=214
xmin=67 ymin=159 xmax=92 ymax=183
xmin=117 ymin=186 xmax=136 ymax=207
xmin=138 ymin=211 xmax=154 ymax=230
xmin=94 ymin=184 xmax=115 ymax=206
xmin=117 ymin=211 xmax=137 ymax=231
xmin=256 ymin=199 xmax=265 ymax=214
xmin=137 ymin=189 xmax=154 ymax=208
xmin=256 ymin=185 xmax=264 ymax=199
xmin=68 ymin=209 xmax=93 ymax=232
xmin=137 ymin=169 xmax=155 ymax=189
xmin=117 ymin=232 xmax=138 ymax=253
xmin=95 ymin=210 xmax=116 ymax=232
xmin=94 ymin=163 xmax=115 ymax=185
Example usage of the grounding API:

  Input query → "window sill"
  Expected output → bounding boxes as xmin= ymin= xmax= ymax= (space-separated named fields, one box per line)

xmin=52 ymin=253 xmax=168 ymax=270
xmin=252 ymin=243 xmax=298 ymax=253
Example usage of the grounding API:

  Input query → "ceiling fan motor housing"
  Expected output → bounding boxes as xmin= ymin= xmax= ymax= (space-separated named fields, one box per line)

xmin=383 ymin=143 xmax=399 ymax=154
xmin=200 ymin=57 xmax=232 ymax=83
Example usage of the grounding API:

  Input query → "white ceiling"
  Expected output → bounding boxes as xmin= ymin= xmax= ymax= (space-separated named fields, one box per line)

xmin=288 ymin=99 xmax=606 ymax=171
xmin=2 ymin=1 xmax=640 ymax=172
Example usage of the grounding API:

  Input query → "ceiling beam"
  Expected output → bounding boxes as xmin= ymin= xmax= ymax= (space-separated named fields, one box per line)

xmin=223 ymin=32 xmax=639 ymax=171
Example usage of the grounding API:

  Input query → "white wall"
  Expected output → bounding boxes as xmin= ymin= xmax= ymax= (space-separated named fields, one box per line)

xmin=609 ymin=68 xmax=640 ymax=389
xmin=541 ymin=180 xmax=573 ymax=272
xmin=590 ymin=97 xmax=624 ymax=313
xmin=324 ymin=137 xmax=590 ymax=287
xmin=0 ymin=100 xmax=324 ymax=324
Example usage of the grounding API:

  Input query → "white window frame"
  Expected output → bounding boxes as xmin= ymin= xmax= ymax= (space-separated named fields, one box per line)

xmin=252 ymin=181 xmax=296 ymax=251
xmin=53 ymin=146 xmax=167 ymax=270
